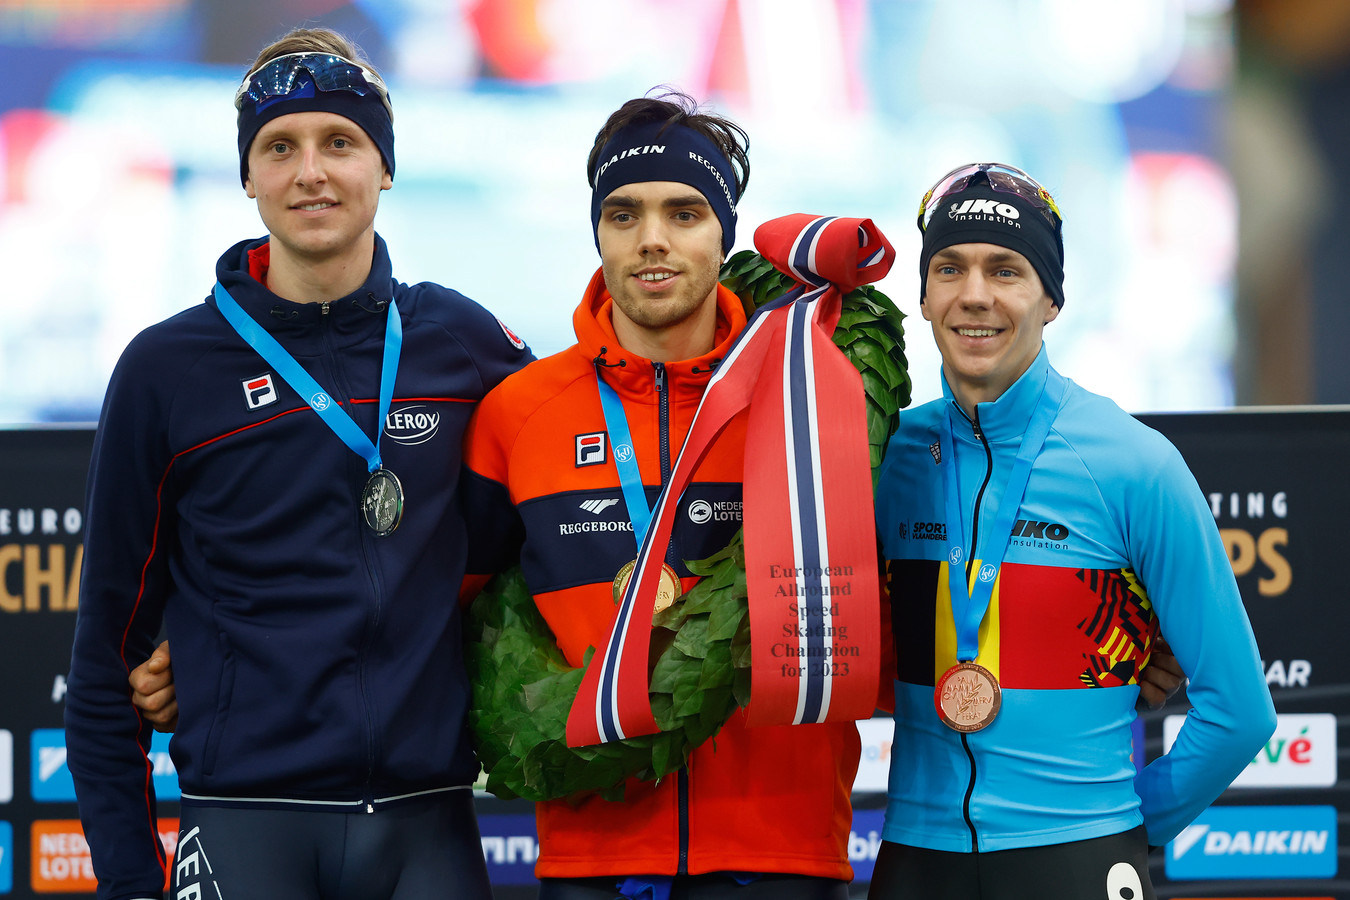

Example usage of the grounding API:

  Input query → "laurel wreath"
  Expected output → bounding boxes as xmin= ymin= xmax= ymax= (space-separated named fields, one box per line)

xmin=464 ymin=251 xmax=910 ymax=802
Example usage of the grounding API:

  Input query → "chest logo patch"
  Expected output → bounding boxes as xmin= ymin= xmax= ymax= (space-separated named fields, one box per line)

xmin=576 ymin=432 xmax=607 ymax=467
xmin=242 ymin=373 xmax=278 ymax=410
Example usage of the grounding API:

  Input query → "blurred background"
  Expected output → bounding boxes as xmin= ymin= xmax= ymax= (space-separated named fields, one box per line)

xmin=1 ymin=0 xmax=1348 ymax=425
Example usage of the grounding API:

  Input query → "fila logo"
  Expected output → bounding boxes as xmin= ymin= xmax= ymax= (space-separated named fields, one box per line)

xmin=581 ymin=499 xmax=620 ymax=515
xmin=947 ymin=198 xmax=1021 ymax=224
xmin=242 ymin=373 xmax=278 ymax=410
xmin=576 ymin=432 xmax=606 ymax=467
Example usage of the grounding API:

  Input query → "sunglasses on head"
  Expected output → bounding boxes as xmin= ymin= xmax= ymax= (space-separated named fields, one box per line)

xmin=235 ymin=51 xmax=393 ymax=121
xmin=917 ymin=162 xmax=1061 ymax=232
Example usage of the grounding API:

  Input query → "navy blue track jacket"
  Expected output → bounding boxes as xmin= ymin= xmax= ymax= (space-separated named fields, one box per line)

xmin=64 ymin=234 xmax=530 ymax=900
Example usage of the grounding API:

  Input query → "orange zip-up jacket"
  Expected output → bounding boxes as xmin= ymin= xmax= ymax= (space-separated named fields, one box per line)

xmin=461 ymin=269 xmax=860 ymax=880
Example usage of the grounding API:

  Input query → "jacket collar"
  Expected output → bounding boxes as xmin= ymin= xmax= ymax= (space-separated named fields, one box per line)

xmin=942 ymin=344 xmax=1056 ymax=443
xmin=211 ymin=234 xmax=397 ymax=348
xmin=573 ymin=267 xmax=747 ymax=403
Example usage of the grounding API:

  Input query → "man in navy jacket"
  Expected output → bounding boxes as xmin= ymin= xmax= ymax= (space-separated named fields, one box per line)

xmin=64 ymin=26 xmax=528 ymax=900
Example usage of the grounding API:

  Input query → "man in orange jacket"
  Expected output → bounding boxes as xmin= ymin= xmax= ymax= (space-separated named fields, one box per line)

xmin=458 ymin=92 xmax=860 ymax=899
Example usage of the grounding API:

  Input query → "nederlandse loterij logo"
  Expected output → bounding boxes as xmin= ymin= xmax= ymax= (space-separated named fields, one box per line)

xmin=687 ymin=499 xmax=712 ymax=524
xmin=576 ymin=433 xmax=606 ymax=467
xmin=242 ymin=372 xmax=278 ymax=410
xmin=384 ymin=405 xmax=440 ymax=446
xmin=1164 ymin=713 xmax=1336 ymax=788
xmin=580 ymin=499 xmax=620 ymax=515
xmin=1166 ymin=805 xmax=1337 ymax=880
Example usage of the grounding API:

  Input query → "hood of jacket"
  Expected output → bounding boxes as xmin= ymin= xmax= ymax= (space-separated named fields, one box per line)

xmin=571 ymin=267 xmax=748 ymax=403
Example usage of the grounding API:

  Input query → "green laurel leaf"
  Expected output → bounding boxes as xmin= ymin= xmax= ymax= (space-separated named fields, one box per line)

xmin=465 ymin=249 xmax=909 ymax=802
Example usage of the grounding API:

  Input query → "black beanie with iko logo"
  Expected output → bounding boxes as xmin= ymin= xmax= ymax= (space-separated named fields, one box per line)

xmin=918 ymin=177 xmax=1065 ymax=309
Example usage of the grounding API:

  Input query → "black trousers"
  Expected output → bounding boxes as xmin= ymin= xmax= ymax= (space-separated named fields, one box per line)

xmin=173 ymin=789 xmax=490 ymax=899
xmin=866 ymin=826 xmax=1154 ymax=900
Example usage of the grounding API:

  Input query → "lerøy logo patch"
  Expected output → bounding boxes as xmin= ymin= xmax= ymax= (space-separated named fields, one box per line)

xmin=242 ymin=373 xmax=278 ymax=410
xmin=576 ymin=432 xmax=606 ymax=467
xmin=385 ymin=405 xmax=440 ymax=446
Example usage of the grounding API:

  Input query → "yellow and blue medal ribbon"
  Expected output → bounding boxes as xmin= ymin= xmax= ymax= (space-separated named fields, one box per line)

xmin=939 ymin=372 xmax=1063 ymax=662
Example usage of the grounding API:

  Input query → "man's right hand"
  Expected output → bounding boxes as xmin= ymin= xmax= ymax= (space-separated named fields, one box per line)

xmin=130 ymin=640 xmax=177 ymax=732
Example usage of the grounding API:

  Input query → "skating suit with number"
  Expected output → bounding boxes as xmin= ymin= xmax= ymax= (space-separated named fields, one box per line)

xmin=874 ymin=347 xmax=1274 ymax=852
xmin=461 ymin=270 xmax=860 ymax=880
xmin=65 ymin=235 xmax=530 ymax=900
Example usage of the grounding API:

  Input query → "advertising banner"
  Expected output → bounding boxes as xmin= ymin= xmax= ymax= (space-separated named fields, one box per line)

xmin=2 ymin=410 xmax=1347 ymax=898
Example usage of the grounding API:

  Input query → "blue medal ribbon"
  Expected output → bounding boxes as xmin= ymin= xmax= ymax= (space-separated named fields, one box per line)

xmin=940 ymin=369 xmax=1064 ymax=662
xmin=595 ymin=368 xmax=651 ymax=551
xmin=213 ymin=282 xmax=401 ymax=475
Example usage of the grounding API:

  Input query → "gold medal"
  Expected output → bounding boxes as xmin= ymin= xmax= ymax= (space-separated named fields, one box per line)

xmin=935 ymin=662 xmax=1001 ymax=733
xmin=612 ymin=559 xmax=681 ymax=613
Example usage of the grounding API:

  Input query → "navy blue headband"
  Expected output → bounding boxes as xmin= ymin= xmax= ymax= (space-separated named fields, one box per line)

xmin=236 ymin=73 xmax=395 ymax=186
xmin=590 ymin=120 xmax=739 ymax=256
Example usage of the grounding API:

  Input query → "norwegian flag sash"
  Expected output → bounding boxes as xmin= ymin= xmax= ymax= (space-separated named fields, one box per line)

xmin=565 ymin=214 xmax=894 ymax=747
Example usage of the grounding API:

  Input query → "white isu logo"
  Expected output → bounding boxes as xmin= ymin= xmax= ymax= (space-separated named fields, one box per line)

xmin=385 ymin=405 xmax=440 ymax=445
xmin=581 ymin=499 xmax=620 ymax=515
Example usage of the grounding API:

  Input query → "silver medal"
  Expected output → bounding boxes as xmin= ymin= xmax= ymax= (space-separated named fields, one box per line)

xmin=361 ymin=468 xmax=404 ymax=536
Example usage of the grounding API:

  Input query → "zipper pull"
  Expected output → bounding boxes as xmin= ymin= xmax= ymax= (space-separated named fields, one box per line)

xmin=321 ymin=301 xmax=331 ymax=316
xmin=654 ymin=362 xmax=666 ymax=393
xmin=366 ymin=802 xmax=374 ymax=814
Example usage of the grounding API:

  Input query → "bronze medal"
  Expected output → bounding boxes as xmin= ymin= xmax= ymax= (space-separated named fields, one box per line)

xmin=934 ymin=662 xmax=1001 ymax=733
xmin=612 ymin=559 xmax=681 ymax=613
xmin=361 ymin=468 xmax=404 ymax=537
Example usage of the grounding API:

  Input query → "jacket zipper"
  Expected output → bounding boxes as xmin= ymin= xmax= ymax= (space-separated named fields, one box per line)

xmin=960 ymin=405 xmax=994 ymax=851
xmin=655 ymin=361 xmax=691 ymax=873
xmin=322 ymin=300 xmax=381 ymax=813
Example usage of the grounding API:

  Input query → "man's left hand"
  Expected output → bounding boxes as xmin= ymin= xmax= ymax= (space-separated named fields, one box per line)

xmin=1138 ymin=636 xmax=1185 ymax=710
